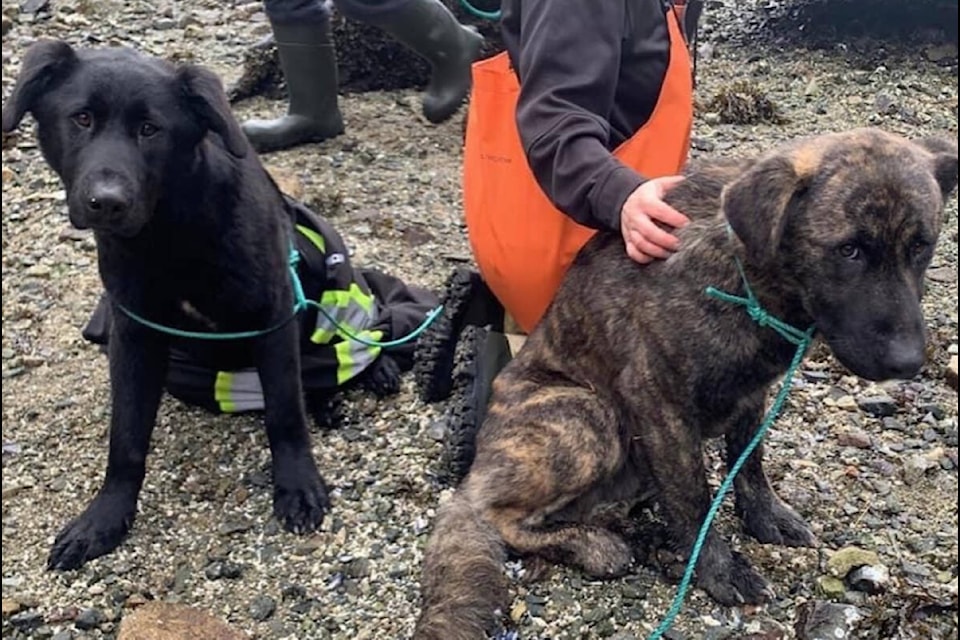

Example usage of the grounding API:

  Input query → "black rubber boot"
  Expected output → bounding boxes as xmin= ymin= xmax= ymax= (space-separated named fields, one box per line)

xmin=241 ymin=20 xmax=345 ymax=152
xmin=440 ymin=325 xmax=511 ymax=483
xmin=364 ymin=0 xmax=483 ymax=124
xmin=414 ymin=268 xmax=503 ymax=403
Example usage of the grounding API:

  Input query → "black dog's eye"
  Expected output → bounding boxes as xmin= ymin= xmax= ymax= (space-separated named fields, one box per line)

xmin=838 ymin=243 xmax=861 ymax=260
xmin=139 ymin=122 xmax=159 ymax=138
xmin=72 ymin=111 xmax=93 ymax=128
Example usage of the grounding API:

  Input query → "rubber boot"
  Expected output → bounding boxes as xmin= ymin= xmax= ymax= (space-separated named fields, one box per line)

xmin=241 ymin=20 xmax=345 ymax=153
xmin=365 ymin=0 xmax=483 ymax=124
xmin=414 ymin=268 xmax=503 ymax=403
xmin=441 ymin=325 xmax=512 ymax=483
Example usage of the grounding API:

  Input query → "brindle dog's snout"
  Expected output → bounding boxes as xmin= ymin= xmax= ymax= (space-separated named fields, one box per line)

xmin=881 ymin=333 xmax=926 ymax=380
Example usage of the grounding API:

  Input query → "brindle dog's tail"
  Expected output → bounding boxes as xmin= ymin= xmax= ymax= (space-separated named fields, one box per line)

xmin=415 ymin=487 xmax=507 ymax=640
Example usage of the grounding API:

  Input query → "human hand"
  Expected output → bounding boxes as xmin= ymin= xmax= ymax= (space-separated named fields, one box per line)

xmin=619 ymin=175 xmax=690 ymax=264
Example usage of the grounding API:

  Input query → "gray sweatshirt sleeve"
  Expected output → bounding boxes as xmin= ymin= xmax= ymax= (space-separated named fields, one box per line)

xmin=512 ymin=0 xmax=645 ymax=233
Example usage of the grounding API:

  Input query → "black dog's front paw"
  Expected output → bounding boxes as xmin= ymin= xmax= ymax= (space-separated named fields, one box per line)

xmin=741 ymin=495 xmax=816 ymax=548
xmin=272 ymin=455 xmax=330 ymax=534
xmin=697 ymin=545 xmax=774 ymax=605
xmin=361 ymin=353 xmax=402 ymax=397
xmin=48 ymin=492 xmax=136 ymax=571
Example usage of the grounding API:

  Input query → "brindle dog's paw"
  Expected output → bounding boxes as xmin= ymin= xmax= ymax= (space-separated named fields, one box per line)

xmin=577 ymin=529 xmax=634 ymax=579
xmin=361 ymin=353 xmax=402 ymax=397
xmin=697 ymin=550 xmax=774 ymax=605
xmin=741 ymin=496 xmax=817 ymax=547
xmin=272 ymin=455 xmax=330 ymax=534
xmin=47 ymin=493 xmax=136 ymax=570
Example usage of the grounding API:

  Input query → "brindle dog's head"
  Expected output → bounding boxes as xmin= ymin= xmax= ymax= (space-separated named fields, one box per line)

xmin=722 ymin=128 xmax=958 ymax=381
xmin=1 ymin=39 xmax=249 ymax=237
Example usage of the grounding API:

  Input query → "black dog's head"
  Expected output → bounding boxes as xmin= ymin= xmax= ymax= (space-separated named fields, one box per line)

xmin=2 ymin=39 xmax=249 ymax=237
xmin=722 ymin=128 xmax=958 ymax=381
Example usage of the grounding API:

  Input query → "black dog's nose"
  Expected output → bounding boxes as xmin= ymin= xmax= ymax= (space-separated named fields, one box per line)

xmin=86 ymin=184 xmax=130 ymax=220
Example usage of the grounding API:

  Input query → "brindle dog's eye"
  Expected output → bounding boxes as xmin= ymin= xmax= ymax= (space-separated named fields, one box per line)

xmin=910 ymin=240 xmax=931 ymax=257
xmin=838 ymin=243 xmax=861 ymax=260
xmin=72 ymin=111 xmax=92 ymax=128
xmin=139 ymin=122 xmax=159 ymax=138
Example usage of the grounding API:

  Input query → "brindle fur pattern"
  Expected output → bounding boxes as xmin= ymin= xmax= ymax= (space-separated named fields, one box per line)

xmin=415 ymin=129 xmax=959 ymax=640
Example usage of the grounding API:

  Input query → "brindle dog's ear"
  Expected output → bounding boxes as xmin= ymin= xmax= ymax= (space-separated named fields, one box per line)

xmin=1 ymin=39 xmax=78 ymax=132
xmin=176 ymin=64 xmax=249 ymax=158
xmin=721 ymin=154 xmax=809 ymax=264
xmin=917 ymin=136 xmax=959 ymax=199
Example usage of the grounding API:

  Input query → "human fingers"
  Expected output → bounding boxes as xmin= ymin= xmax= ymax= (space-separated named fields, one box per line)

xmin=628 ymin=226 xmax=673 ymax=260
xmin=642 ymin=196 xmax=690 ymax=230
xmin=633 ymin=211 xmax=683 ymax=252
xmin=625 ymin=238 xmax=655 ymax=264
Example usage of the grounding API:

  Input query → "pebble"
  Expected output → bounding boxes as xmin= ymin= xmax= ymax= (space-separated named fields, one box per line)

xmin=117 ymin=602 xmax=246 ymax=639
xmin=835 ymin=395 xmax=859 ymax=410
xmin=796 ymin=601 xmax=862 ymax=640
xmin=204 ymin=560 xmax=244 ymax=580
xmin=248 ymin=594 xmax=276 ymax=622
xmin=827 ymin=546 xmax=881 ymax=578
xmin=426 ymin=419 xmax=447 ymax=441
xmin=74 ymin=607 xmax=104 ymax=630
xmin=9 ymin=610 xmax=44 ymax=631
xmin=836 ymin=429 xmax=871 ymax=448
xmin=902 ymin=453 xmax=939 ymax=485
xmin=856 ymin=394 xmax=898 ymax=417
xmin=1 ymin=598 xmax=22 ymax=615
xmin=217 ymin=517 xmax=253 ymax=536
xmin=816 ymin=575 xmax=846 ymax=598
xmin=846 ymin=565 xmax=890 ymax=594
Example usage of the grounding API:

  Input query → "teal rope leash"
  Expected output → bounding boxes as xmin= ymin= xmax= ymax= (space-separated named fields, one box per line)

xmin=459 ymin=0 xmax=501 ymax=21
xmin=118 ymin=247 xmax=442 ymax=348
xmin=311 ymin=302 xmax=444 ymax=349
xmin=646 ymin=257 xmax=815 ymax=640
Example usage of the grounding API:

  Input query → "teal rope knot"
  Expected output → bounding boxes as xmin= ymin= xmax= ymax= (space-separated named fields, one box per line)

xmin=288 ymin=246 xmax=309 ymax=313
xmin=704 ymin=256 xmax=810 ymax=347
xmin=646 ymin=256 xmax=815 ymax=640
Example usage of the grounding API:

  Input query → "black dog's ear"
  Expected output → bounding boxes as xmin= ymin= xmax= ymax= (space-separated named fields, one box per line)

xmin=176 ymin=64 xmax=249 ymax=158
xmin=721 ymin=153 xmax=810 ymax=264
xmin=917 ymin=136 xmax=959 ymax=200
xmin=1 ymin=39 xmax=78 ymax=132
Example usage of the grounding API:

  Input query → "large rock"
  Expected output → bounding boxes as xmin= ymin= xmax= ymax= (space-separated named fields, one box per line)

xmin=117 ymin=602 xmax=247 ymax=640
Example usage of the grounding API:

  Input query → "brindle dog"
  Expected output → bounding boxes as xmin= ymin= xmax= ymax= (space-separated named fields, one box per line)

xmin=415 ymin=129 xmax=959 ymax=640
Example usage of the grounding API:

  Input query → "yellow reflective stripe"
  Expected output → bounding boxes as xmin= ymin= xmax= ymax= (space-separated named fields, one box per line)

xmin=335 ymin=340 xmax=354 ymax=385
xmin=214 ymin=371 xmax=236 ymax=413
xmin=296 ymin=224 xmax=326 ymax=253
xmin=310 ymin=284 xmax=378 ymax=344
xmin=349 ymin=282 xmax=374 ymax=313
xmin=334 ymin=330 xmax=383 ymax=384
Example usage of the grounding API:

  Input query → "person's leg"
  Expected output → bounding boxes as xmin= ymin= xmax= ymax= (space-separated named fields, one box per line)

xmin=336 ymin=0 xmax=483 ymax=124
xmin=242 ymin=0 xmax=345 ymax=152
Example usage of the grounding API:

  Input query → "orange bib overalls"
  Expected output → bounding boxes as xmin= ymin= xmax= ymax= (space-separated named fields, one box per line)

xmin=463 ymin=4 xmax=694 ymax=333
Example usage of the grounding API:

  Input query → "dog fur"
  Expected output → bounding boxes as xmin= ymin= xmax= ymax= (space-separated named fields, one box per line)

xmin=414 ymin=128 xmax=959 ymax=640
xmin=0 ymin=40 xmax=399 ymax=569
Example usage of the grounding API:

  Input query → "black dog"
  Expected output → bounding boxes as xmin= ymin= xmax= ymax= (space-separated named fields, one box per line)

xmin=1 ymin=40 xmax=405 ymax=570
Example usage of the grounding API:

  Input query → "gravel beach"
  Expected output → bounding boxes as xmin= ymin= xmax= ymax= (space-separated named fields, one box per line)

xmin=2 ymin=1 xmax=957 ymax=638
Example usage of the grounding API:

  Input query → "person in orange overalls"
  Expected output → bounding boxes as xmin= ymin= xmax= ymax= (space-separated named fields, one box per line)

xmin=417 ymin=0 xmax=699 ymax=479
